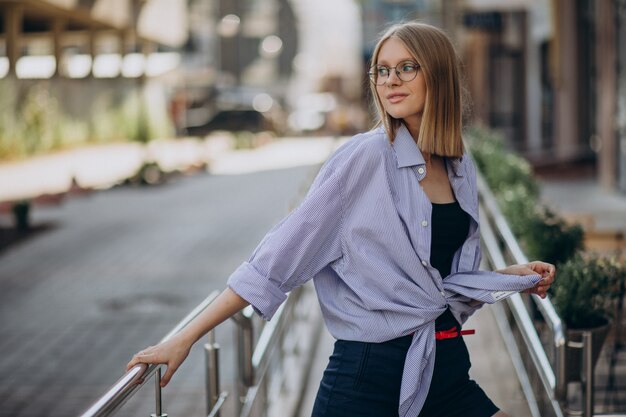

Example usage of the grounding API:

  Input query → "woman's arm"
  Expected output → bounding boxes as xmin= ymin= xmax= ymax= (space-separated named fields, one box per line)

xmin=126 ymin=287 xmax=249 ymax=387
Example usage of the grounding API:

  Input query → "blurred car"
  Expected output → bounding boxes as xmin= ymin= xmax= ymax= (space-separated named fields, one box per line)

xmin=186 ymin=108 xmax=274 ymax=135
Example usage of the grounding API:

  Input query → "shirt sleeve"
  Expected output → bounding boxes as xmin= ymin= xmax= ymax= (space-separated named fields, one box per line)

xmin=227 ymin=158 xmax=345 ymax=321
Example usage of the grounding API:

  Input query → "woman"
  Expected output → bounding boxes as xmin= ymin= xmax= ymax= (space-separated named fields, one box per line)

xmin=127 ymin=22 xmax=555 ymax=417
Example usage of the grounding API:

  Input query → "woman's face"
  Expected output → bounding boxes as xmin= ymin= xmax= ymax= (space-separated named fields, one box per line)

xmin=375 ymin=37 xmax=427 ymax=129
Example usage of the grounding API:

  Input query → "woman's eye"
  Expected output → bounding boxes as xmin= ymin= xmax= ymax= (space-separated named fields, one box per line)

xmin=378 ymin=67 xmax=389 ymax=77
xmin=402 ymin=64 xmax=416 ymax=72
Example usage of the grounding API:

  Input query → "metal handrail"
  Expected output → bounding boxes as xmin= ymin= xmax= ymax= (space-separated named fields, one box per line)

xmin=479 ymin=208 xmax=556 ymax=390
xmin=476 ymin=172 xmax=567 ymax=412
xmin=79 ymin=290 xmax=221 ymax=417
xmin=79 ymin=141 xmax=340 ymax=417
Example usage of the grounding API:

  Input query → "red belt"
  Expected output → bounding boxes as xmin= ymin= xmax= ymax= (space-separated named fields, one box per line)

xmin=435 ymin=326 xmax=475 ymax=340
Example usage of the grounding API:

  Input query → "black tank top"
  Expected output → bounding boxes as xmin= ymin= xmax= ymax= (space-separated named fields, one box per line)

xmin=429 ymin=201 xmax=470 ymax=328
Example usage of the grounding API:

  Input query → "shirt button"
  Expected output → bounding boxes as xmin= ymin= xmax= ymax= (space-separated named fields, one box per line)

xmin=417 ymin=167 xmax=425 ymax=174
xmin=421 ymin=220 xmax=428 ymax=227
xmin=421 ymin=260 xmax=428 ymax=267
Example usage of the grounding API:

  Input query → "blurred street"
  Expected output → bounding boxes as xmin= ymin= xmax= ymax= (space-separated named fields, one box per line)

xmin=0 ymin=138 xmax=337 ymax=417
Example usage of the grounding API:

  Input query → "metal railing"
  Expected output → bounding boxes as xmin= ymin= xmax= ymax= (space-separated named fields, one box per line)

xmin=477 ymin=172 xmax=565 ymax=417
xmin=79 ymin=281 xmax=322 ymax=417
xmin=79 ymin=290 xmax=221 ymax=417
xmin=78 ymin=148 xmax=337 ymax=417
xmin=477 ymin=171 xmax=623 ymax=417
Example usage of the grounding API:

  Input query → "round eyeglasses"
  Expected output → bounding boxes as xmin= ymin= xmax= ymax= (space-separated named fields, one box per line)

xmin=368 ymin=61 xmax=420 ymax=85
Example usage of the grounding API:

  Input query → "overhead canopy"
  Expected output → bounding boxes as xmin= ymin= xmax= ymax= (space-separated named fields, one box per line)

xmin=0 ymin=0 xmax=188 ymax=47
xmin=463 ymin=0 xmax=540 ymax=11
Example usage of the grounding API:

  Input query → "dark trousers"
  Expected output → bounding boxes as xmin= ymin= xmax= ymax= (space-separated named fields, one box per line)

xmin=311 ymin=311 xmax=499 ymax=417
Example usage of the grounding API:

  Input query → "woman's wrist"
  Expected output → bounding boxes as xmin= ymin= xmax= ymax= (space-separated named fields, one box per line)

xmin=177 ymin=326 xmax=203 ymax=347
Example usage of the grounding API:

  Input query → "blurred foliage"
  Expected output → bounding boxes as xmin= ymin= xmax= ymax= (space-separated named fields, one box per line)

xmin=523 ymin=207 xmax=584 ymax=266
xmin=0 ymin=80 xmax=24 ymax=159
xmin=0 ymin=80 xmax=171 ymax=161
xmin=467 ymin=125 xmax=584 ymax=265
xmin=466 ymin=125 xmax=626 ymax=329
xmin=551 ymin=254 xmax=625 ymax=328
xmin=233 ymin=131 xmax=257 ymax=150
xmin=467 ymin=126 xmax=539 ymax=199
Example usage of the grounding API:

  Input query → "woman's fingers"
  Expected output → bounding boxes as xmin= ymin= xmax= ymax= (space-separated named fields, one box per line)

xmin=527 ymin=261 xmax=556 ymax=291
xmin=161 ymin=364 xmax=179 ymax=387
xmin=528 ymin=261 xmax=556 ymax=280
xmin=125 ymin=337 xmax=191 ymax=388
xmin=126 ymin=346 xmax=159 ymax=370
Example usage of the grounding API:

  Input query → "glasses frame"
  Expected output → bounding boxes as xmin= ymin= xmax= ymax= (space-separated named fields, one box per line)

xmin=368 ymin=61 xmax=421 ymax=86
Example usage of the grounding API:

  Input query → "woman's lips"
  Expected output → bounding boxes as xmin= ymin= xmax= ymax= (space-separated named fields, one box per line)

xmin=386 ymin=93 xmax=408 ymax=104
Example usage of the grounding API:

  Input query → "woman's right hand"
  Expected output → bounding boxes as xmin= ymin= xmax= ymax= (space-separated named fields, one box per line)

xmin=125 ymin=288 xmax=250 ymax=388
xmin=126 ymin=333 xmax=193 ymax=387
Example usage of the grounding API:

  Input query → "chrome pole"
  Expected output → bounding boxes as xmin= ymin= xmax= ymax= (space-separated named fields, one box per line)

xmin=151 ymin=367 xmax=167 ymax=417
xmin=205 ymin=329 xmax=221 ymax=417
xmin=582 ymin=331 xmax=594 ymax=417
xmin=555 ymin=338 xmax=568 ymax=402
xmin=233 ymin=306 xmax=255 ymax=414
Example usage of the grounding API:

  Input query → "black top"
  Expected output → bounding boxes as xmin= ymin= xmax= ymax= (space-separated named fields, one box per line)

xmin=429 ymin=201 xmax=470 ymax=329
xmin=429 ymin=201 xmax=470 ymax=279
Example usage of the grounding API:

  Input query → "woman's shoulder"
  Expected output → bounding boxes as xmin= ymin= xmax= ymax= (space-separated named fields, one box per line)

xmin=327 ymin=126 xmax=391 ymax=167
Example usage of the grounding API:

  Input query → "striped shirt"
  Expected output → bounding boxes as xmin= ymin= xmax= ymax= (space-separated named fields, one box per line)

xmin=227 ymin=124 xmax=541 ymax=417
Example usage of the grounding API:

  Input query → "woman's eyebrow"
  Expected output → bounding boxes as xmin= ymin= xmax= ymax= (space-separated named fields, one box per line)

xmin=376 ymin=57 xmax=416 ymax=65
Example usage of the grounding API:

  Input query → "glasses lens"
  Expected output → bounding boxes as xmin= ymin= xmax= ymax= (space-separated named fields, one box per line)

xmin=369 ymin=65 xmax=388 ymax=85
xmin=398 ymin=62 xmax=418 ymax=82
xmin=369 ymin=62 xmax=419 ymax=85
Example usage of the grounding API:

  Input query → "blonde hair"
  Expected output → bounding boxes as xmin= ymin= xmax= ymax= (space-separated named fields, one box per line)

xmin=369 ymin=22 xmax=464 ymax=157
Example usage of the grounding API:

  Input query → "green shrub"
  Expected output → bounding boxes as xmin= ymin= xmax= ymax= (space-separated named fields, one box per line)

xmin=0 ymin=81 xmax=171 ymax=161
xmin=467 ymin=126 xmax=539 ymax=200
xmin=523 ymin=207 xmax=585 ymax=265
xmin=467 ymin=126 xmax=583 ymax=266
xmin=552 ymin=254 xmax=624 ymax=328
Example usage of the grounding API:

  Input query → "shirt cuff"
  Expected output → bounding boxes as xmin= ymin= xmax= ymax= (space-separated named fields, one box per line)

xmin=227 ymin=262 xmax=287 ymax=321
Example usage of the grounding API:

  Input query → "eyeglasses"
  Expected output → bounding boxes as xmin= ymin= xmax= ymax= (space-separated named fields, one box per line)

xmin=368 ymin=61 xmax=421 ymax=85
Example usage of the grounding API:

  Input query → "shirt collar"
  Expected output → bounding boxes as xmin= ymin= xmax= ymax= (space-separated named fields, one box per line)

xmin=390 ymin=123 xmax=464 ymax=177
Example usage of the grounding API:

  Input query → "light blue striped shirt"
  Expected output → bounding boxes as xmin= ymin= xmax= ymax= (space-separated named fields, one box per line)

xmin=228 ymin=124 xmax=541 ymax=416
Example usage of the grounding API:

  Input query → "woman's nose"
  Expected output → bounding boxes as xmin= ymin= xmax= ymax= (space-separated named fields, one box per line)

xmin=385 ymin=69 xmax=402 ymax=86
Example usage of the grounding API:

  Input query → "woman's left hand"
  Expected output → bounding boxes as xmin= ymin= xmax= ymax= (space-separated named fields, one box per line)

xmin=497 ymin=261 xmax=556 ymax=299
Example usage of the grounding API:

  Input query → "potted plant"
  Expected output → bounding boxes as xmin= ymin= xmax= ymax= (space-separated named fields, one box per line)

xmin=551 ymin=254 xmax=624 ymax=381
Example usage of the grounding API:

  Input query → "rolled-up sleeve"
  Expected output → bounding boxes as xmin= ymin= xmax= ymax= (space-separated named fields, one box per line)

xmin=227 ymin=163 xmax=345 ymax=320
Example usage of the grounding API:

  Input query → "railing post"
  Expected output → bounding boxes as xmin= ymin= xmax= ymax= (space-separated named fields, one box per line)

xmin=151 ymin=367 xmax=167 ymax=417
xmin=555 ymin=339 xmax=568 ymax=402
xmin=233 ymin=306 xmax=255 ymax=415
xmin=205 ymin=329 xmax=221 ymax=417
xmin=581 ymin=331 xmax=594 ymax=417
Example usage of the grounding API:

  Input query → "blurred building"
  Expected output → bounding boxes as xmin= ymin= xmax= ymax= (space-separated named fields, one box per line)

xmin=0 ymin=0 xmax=299 ymax=136
xmin=180 ymin=0 xmax=298 ymax=134
xmin=0 ymin=0 xmax=187 ymax=79
xmin=458 ymin=0 xmax=626 ymax=194
xmin=0 ymin=0 xmax=188 ymax=139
